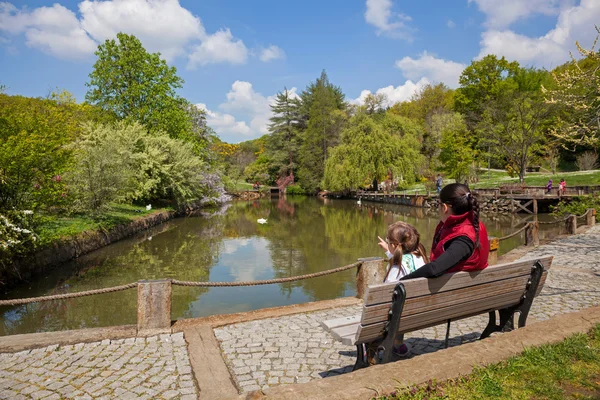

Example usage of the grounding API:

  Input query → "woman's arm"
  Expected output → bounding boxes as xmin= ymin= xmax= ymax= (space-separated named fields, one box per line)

xmin=400 ymin=236 xmax=474 ymax=279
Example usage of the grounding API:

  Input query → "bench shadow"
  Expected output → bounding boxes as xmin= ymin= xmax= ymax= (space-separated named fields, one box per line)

xmin=318 ymin=333 xmax=482 ymax=379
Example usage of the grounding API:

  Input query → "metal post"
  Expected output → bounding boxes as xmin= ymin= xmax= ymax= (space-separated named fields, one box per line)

xmin=525 ymin=222 xmax=539 ymax=247
xmin=488 ymin=237 xmax=499 ymax=265
xmin=137 ymin=279 xmax=172 ymax=335
xmin=566 ymin=215 xmax=577 ymax=235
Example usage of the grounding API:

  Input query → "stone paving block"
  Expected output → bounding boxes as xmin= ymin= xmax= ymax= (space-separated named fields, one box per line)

xmin=214 ymin=225 xmax=600 ymax=394
xmin=0 ymin=333 xmax=198 ymax=399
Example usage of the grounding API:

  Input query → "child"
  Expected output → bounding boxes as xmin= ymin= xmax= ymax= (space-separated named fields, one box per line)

xmin=376 ymin=221 xmax=428 ymax=357
xmin=546 ymin=179 xmax=553 ymax=194
xmin=401 ymin=183 xmax=489 ymax=280
xmin=377 ymin=221 xmax=428 ymax=282
xmin=559 ymin=179 xmax=566 ymax=196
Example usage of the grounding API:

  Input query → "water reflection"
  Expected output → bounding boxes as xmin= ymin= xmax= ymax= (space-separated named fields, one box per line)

xmin=0 ymin=197 xmax=564 ymax=335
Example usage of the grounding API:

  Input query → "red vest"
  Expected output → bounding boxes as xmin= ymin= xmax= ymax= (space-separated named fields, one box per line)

xmin=431 ymin=212 xmax=489 ymax=273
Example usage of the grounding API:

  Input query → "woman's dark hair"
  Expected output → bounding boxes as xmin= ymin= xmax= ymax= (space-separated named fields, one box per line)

xmin=439 ymin=183 xmax=481 ymax=247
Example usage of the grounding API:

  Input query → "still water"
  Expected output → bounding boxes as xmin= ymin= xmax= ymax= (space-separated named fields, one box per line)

xmin=0 ymin=197 xmax=565 ymax=336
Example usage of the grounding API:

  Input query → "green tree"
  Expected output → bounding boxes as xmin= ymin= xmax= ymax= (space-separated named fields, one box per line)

xmin=323 ymin=112 xmax=423 ymax=191
xmin=266 ymin=88 xmax=302 ymax=179
xmin=85 ymin=33 xmax=190 ymax=140
xmin=544 ymin=27 xmax=600 ymax=148
xmin=438 ymin=113 xmax=477 ymax=182
xmin=0 ymin=94 xmax=89 ymax=212
xmin=298 ymin=70 xmax=345 ymax=129
xmin=455 ymin=55 xmax=520 ymax=130
xmin=477 ymin=68 xmax=554 ymax=182
xmin=298 ymin=71 xmax=347 ymax=192
xmin=389 ymin=83 xmax=454 ymax=171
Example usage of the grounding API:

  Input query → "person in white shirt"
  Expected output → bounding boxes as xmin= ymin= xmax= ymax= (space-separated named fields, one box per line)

xmin=376 ymin=221 xmax=428 ymax=356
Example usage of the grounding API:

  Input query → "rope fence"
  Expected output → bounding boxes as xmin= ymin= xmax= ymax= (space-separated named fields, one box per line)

xmin=0 ymin=262 xmax=363 ymax=307
xmin=0 ymin=209 xmax=595 ymax=318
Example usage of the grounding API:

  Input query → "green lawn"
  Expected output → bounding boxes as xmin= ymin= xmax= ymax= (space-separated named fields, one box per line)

xmin=36 ymin=204 xmax=173 ymax=247
xmin=379 ymin=324 xmax=600 ymax=400
xmin=232 ymin=181 xmax=255 ymax=191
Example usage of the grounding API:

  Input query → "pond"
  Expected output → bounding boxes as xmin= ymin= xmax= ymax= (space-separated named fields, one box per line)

xmin=0 ymin=197 xmax=565 ymax=336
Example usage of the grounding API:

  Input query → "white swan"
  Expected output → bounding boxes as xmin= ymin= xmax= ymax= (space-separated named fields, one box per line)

xmin=357 ymin=198 xmax=362 ymax=205
xmin=146 ymin=204 xmax=152 ymax=211
xmin=257 ymin=218 xmax=267 ymax=224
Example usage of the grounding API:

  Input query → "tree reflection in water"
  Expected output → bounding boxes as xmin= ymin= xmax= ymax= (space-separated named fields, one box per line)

xmin=0 ymin=197 xmax=562 ymax=335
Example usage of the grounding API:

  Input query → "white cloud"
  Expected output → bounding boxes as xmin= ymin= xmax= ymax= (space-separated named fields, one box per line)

xmin=365 ymin=0 xmax=413 ymax=40
xmin=188 ymin=29 xmax=248 ymax=68
xmin=477 ymin=0 xmax=600 ymax=67
xmin=78 ymin=0 xmax=204 ymax=61
xmin=0 ymin=2 xmax=96 ymax=59
xmin=196 ymin=103 xmax=251 ymax=137
xmin=0 ymin=0 xmax=265 ymax=65
xmin=259 ymin=45 xmax=285 ymax=62
xmin=468 ymin=0 xmax=573 ymax=29
xmin=352 ymin=78 xmax=430 ymax=107
xmin=447 ymin=19 xmax=456 ymax=29
xmin=395 ymin=52 xmax=466 ymax=88
xmin=200 ymin=83 xmax=299 ymax=142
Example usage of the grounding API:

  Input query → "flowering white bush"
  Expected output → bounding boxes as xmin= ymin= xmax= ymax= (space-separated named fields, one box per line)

xmin=0 ymin=211 xmax=38 ymax=276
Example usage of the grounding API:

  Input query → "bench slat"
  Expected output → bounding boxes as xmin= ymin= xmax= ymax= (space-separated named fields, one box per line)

xmin=330 ymin=322 xmax=360 ymax=343
xmin=320 ymin=315 xmax=361 ymax=331
xmin=360 ymin=274 xmax=530 ymax=325
xmin=356 ymin=289 xmax=524 ymax=344
xmin=365 ymin=256 xmax=553 ymax=306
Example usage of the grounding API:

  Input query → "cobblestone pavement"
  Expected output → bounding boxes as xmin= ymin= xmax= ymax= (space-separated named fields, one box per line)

xmin=0 ymin=333 xmax=197 ymax=400
xmin=215 ymin=225 xmax=600 ymax=393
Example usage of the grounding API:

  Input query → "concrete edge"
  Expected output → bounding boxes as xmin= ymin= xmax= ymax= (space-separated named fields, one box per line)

xmin=0 ymin=325 xmax=138 ymax=353
xmin=171 ymin=296 xmax=363 ymax=331
xmin=233 ymin=305 xmax=600 ymax=400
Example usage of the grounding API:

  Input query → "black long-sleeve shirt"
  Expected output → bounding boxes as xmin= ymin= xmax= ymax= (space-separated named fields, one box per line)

xmin=400 ymin=236 xmax=474 ymax=280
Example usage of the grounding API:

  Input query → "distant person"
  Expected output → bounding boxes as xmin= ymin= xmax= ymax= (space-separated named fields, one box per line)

xmin=372 ymin=178 xmax=378 ymax=192
xmin=436 ymin=174 xmax=443 ymax=194
xmin=400 ymin=183 xmax=489 ymax=280
xmin=376 ymin=221 xmax=428 ymax=357
xmin=546 ymin=179 xmax=553 ymax=194
xmin=559 ymin=179 xmax=566 ymax=196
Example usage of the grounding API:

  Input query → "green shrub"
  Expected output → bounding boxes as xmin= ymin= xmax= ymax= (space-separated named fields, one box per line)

xmin=551 ymin=195 xmax=600 ymax=221
xmin=67 ymin=122 xmax=209 ymax=213
xmin=0 ymin=210 xmax=38 ymax=279
xmin=285 ymin=184 xmax=308 ymax=195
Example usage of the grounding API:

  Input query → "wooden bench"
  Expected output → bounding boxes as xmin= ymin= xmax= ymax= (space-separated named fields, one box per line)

xmin=322 ymin=256 xmax=553 ymax=370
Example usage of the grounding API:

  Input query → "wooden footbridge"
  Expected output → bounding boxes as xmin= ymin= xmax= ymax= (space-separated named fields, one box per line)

xmin=356 ymin=184 xmax=599 ymax=214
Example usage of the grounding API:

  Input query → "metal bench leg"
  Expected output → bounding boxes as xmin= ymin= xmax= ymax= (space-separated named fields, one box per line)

xmin=353 ymin=344 xmax=370 ymax=371
xmin=444 ymin=319 xmax=451 ymax=348
xmin=380 ymin=283 xmax=407 ymax=364
xmin=517 ymin=261 xmax=544 ymax=328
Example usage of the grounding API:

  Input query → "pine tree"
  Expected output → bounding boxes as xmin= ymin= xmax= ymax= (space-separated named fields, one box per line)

xmin=297 ymin=71 xmax=347 ymax=192
xmin=266 ymin=88 xmax=302 ymax=179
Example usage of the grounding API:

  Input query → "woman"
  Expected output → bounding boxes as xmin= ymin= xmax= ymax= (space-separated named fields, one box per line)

xmin=401 ymin=183 xmax=489 ymax=280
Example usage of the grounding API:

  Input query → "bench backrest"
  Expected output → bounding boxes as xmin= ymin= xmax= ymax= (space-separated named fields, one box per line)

xmin=355 ymin=256 xmax=553 ymax=344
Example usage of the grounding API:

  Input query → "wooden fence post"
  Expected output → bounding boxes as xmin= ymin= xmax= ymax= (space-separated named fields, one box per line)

xmin=488 ymin=237 xmax=499 ymax=265
xmin=137 ymin=279 xmax=172 ymax=335
xmin=356 ymin=257 xmax=386 ymax=299
xmin=565 ymin=215 xmax=577 ymax=235
xmin=586 ymin=208 xmax=596 ymax=226
xmin=525 ymin=222 xmax=539 ymax=247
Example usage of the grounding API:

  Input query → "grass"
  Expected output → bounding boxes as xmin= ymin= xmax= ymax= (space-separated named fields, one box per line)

xmin=377 ymin=324 xmax=600 ymax=400
xmin=396 ymin=170 xmax=600 ymax=195
xmin=35 ymin=203 xmax=173 ymax=247
xmin=232 ymin=181 xmax=255 ymax=191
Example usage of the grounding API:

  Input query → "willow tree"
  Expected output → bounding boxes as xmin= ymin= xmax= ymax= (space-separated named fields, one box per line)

xmin=543 ymin=27 xmax=600 ymax=148
xmin=323 ymin=112 xmax=423 ymax=191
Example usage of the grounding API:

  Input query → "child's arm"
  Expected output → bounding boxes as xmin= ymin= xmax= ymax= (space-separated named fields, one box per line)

xmin=400 ymin=237 xmax=474 ymax=279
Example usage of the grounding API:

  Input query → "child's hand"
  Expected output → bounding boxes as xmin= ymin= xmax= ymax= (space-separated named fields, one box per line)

xmin=377 ymin=236 xmax=389 ymax=252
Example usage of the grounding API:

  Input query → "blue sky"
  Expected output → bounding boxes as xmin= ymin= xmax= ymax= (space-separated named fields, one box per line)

xmin=1 ymin=0 xmax=599 ymax=143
